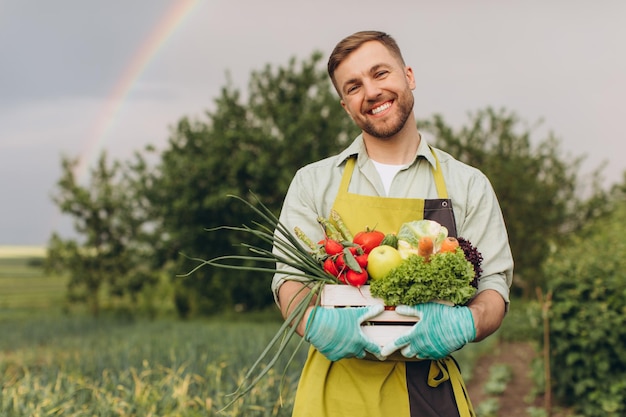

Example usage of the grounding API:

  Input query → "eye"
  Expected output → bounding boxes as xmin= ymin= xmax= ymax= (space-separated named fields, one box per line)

xmin=346 ymin=84 xmax=360 ymax=95
xmin=375 ymin=70 xmax=389 ymax=78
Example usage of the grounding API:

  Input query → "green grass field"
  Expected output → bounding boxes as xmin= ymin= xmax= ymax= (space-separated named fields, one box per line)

xmin=1 ymin=314 xmax=305 ymax=416
xmin=0 ymin=252 xmax=513 ymax=416
xmin=0 ymin=253 xmax=306 ymax=416
xmin=0 ymin=258 xmax=65 ymax=317
xmin=0 ymin=249 xmax=67 ymax=319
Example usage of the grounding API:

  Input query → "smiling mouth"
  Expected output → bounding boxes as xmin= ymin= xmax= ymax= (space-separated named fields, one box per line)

xmin=369 ymin=101 xmax=392 ymax=115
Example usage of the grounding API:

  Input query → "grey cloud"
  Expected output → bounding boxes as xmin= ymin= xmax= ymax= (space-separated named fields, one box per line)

xmin=0 ymin=1 xmax=172 ymax=102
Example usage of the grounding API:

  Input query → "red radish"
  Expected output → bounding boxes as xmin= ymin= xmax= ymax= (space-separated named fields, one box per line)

xmin=335 ymin=253 xmax=346 ymax=270
xmin=323 ymin=258 xmax=339 ymax=277
xmin=345 ymin=269 xmax=368 ymax=287
xmin=323 ymin=239 xmax=344 ymax=256
xmin=355 ymin=253 xmax=368 ymax=268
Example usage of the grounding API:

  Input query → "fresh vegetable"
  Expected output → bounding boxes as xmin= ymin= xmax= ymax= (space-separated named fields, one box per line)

xmin=380 ymin=233 xmax=399 ymax=249
xmin=369 ymin=219 xmax=482 ymax=305
xmin=317 ymin=216 xmax=342 ymax=241
xmin=370 ymin=248 xmax=476 ymax=306
xmin=334 ymin=252 xmax=346 ymax=270
xmin=353 ymin=228 xmax=385 ymax=254
xmin=305 ymin=211 xmax=373 ymax=288
xmin=417 ymin=236 xmax=434 ymax=260
xmin=439 ymin=236 xmax=460 ymax=253
xmin=323 ymin=257 xmax=340 ymax=277
xmin=330 ymin=209 xmax=354 ymax=241
xmin=323 ymin=238 xmax=344 ymax=256
xmin=355 ymin=253 xmax=368 ymax=268
xmin=458 ymin=237 xmax=483 ymax=287
xmin=397 ymin=239 xmax=418 ymax=259
xmin=397 ymin=219 xmax=448 ymax=252
xmin=294 ymin=226 xmax=318 ymax=251
xmin=345 ymin=269 xmax=368 ymax=287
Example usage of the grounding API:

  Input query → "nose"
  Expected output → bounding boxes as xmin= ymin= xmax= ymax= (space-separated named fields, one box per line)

xmin=363 ymin=79 xmax=382 ymax=101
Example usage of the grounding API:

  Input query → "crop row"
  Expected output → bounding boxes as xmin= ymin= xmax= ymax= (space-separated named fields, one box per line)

xmin=1 ymin=316 xmax=304 ymax=416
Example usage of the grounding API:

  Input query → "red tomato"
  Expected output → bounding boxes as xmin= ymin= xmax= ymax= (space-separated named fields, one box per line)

xmin=353 ymin=230 xmax=385 ymax=254
xmin=345 ymin=269 xmax=368 ymax=287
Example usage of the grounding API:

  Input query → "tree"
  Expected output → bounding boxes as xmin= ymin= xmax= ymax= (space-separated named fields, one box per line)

xmin=419 ymin=107 xmax=607 ymax=295
xmin=136 ymin=51 xmax=357 ymax=316
xmin=47 ymin=152 xmax=158 ymax=316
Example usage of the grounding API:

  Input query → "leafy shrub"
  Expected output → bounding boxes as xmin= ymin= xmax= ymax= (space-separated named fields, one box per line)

xmin=475 ymin=397 xmax=500 ymax=417
xmin=483 ymin=364 xmax=513 ymax=395
xmin=543 ymin=205 xmax=626 ymax=416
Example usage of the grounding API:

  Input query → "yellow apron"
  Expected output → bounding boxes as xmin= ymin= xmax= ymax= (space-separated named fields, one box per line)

xmin=291 ymin=153 xmax=475 ymax=417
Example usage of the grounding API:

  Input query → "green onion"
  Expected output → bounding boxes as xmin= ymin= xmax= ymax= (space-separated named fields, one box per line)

xmin=180 ymin=193 xmax=336 ymax=410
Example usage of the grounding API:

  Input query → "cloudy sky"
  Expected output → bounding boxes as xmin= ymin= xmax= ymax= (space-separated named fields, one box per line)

xmin=1 ymin=0 xmax=624 ymax=245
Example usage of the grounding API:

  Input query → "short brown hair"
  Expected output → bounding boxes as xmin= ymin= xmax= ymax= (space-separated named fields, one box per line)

xmin=327 ymin=31 xmax=405 ymax=94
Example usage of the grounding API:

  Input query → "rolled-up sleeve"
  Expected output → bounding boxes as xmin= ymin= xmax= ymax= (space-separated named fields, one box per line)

xmin=454 ymin=166 xmax=514 ymax=308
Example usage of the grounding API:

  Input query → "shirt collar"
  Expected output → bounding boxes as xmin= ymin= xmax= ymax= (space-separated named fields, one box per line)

xmin=415 ymin=131 xmax=437 ymax=169
xmin=335 ymin=132 xmax=438 ymax=169
xmin=335 ymin=134 xmax=366 ymax=167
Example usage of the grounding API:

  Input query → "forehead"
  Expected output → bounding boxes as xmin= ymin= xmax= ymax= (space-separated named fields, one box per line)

xmin=334 ymin=41 xmax=403 ymax=83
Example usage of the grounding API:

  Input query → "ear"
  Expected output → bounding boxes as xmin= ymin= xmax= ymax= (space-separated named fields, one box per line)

xmin=340 ymin=99 xmax=351 ymax=116
xmin=405 ymin=66 xmax=416 ymax=90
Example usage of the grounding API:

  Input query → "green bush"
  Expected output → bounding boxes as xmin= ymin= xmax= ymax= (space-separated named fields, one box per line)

xmin=543 ymin=205 xmax=626 ymax=416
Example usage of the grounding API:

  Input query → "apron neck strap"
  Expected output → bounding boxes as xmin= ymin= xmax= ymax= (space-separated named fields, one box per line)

xmin=338 ymin=157 xmax=356 ymax=194
xmin=431 ymin=147 xmax=448 ymax=199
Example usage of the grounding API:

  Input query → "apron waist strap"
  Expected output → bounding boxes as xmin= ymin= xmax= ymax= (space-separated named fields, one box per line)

xmin=428 ymin=358 xmax=476 ymax=417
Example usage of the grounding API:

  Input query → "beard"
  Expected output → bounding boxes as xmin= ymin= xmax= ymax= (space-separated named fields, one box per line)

xmin=359 ymin=91 xmax=415 ymax=139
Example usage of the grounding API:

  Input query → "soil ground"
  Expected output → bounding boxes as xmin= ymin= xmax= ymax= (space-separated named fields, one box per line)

xmin=467 ymin=341 xmax=572 ymax=417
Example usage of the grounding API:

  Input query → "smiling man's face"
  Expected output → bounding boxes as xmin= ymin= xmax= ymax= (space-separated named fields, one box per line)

xmin=334 ymin=40 xmax=416 ymax=140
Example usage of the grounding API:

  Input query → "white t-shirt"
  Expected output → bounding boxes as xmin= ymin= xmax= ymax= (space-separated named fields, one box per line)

xmin=371 ymin=160 xmax=404 ymax=196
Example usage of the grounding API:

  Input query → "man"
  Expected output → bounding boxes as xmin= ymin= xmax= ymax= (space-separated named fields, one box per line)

xmin=271 ymin=31 xmax=513 ymax=417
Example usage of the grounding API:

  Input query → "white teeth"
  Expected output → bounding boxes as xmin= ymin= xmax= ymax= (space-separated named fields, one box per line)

xmin=371 ymin=102 xmax=391 ymax=115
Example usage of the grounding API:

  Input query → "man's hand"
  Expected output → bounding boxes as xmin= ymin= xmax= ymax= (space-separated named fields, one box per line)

xmin=305 ymin=305 xmax=385 ymax=361
xmin=381 ymin=303 xmax=476 ymax=360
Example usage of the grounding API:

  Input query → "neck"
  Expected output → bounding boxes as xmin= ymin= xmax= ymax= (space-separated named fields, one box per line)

xmin=363 ymin=116 xmax=420 ymax=164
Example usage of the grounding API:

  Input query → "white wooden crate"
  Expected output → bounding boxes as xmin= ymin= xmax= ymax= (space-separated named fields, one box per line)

xmin=320 ymin=284 xmax=417 ymax=348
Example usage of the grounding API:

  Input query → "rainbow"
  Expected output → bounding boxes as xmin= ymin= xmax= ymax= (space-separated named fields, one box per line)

xmin=74 ymin=0 xmax=200 ymax=182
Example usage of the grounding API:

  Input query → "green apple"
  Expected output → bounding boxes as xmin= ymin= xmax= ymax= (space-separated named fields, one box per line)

xmin=367 ymin=245 xmax=403 ymax=280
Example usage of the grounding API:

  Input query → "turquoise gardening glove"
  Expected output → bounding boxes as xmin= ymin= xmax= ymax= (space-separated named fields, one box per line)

xmin=304 ymin=305 xmax=385 ymax=361
xmin=380 ymin=302 xmax=476 ymax=360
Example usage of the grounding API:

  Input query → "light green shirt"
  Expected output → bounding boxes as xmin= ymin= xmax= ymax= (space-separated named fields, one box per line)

xmin=271 ymin=133 xmax=513 ymax=306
